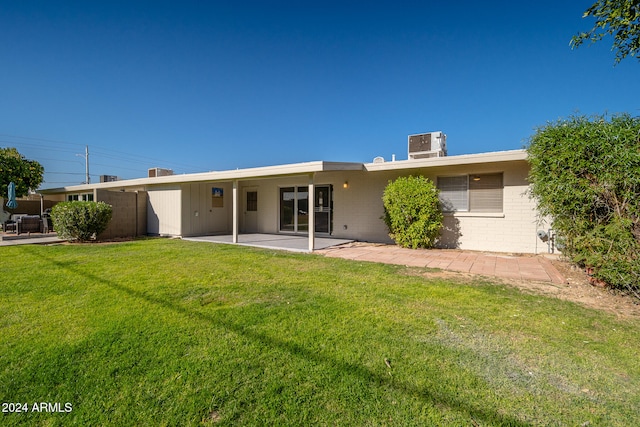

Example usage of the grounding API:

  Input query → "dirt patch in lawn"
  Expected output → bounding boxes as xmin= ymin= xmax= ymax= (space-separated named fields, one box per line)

xmin=410 ymin=260 xmax=640 ymax=319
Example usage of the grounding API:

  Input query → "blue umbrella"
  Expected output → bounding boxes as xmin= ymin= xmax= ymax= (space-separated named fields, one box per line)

xmin=6 ymin=182 xmax=18 ymax=209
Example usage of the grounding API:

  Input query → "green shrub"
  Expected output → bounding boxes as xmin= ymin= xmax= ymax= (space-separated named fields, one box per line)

xmin=51 ymin=201 xmax=113 ymax=242
xmin=382 ymin=175 xmax=443 ymax=249
xmin=527 ymin=113 xmax=640 ymax=295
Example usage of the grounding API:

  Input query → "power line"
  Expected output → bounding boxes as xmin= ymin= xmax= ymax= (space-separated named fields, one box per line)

xmin=2 ymin=134 xmax=208 ymax=172
xmin=91 ymin=162 xmax=145 ymax=173
xmin=0 ymin=139 xmax=83 ymax=154
xmin=46 ymin=172 xmax=100 ymax=176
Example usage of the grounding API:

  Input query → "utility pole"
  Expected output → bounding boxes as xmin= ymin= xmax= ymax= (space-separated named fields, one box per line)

xmin=85 ymin=145 xmax=90 ymax=184
xmin=76 ymin=145 xmax=90 ymax=184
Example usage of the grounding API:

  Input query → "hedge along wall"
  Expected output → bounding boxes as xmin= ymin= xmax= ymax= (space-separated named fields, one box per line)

xmin=527 ymin=113 xmax=640 ymax=293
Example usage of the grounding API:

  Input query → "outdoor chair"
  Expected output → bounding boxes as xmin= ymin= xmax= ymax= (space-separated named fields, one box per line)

xmin=42 ymin=215 xmax=54 ymax=233
xmin=16 ymin=215 xmax=44 ymax=235
xmin=3 ymin=220 xmax=17 ymax=233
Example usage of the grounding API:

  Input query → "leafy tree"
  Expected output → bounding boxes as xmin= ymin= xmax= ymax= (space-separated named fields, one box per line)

xmin=51 ymin=201 xmax=113 ymax=242
xmin=527 ymin=114 xmax=640 ymax=295
xmin=570 ymin=0 xmax=640 ymax=64
xmin=0 ymin=147 xmax=45 ymax=198
xmin=382 ymin=175 xmax=443 ymax=249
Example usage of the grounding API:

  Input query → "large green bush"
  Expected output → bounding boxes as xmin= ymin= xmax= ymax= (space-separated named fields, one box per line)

xmin=382 ymin=175 xmax=443 ymax=249
xmin=527 ymin=113 xmax=640 ymax=295
xmin=51 ymin=201 xmax=113 ymax=242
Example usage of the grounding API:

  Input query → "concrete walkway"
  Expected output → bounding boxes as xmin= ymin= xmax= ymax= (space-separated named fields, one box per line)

xmin=317 ymin=242 xmax=567 ymax=284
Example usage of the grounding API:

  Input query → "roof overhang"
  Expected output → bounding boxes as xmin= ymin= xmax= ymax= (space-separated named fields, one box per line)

xmin=364 ymin=149 xmax=528 ymax=172
xmin=39 ymin=161 xmax=365 ymax=194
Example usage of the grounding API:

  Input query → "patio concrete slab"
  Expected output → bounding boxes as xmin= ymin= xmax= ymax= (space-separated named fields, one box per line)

xmin=0 ymin=233 xmax=65 ymax=246
xmin=317 ymin=242 xmax=567 ymax=284
xmin=183 ymin=234 xmax=354 ymax=252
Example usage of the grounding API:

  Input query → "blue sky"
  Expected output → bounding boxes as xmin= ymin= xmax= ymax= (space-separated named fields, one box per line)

xmin=1 ymin=1 xmax=638 ymax=189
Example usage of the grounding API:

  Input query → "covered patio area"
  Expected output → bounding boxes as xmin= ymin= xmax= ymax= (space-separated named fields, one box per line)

xmin=182 ymin=233 xmax=354 ymax=252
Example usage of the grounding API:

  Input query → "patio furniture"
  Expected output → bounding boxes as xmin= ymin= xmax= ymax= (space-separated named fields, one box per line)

xmin=3 ymin=220 xmax=17 ymax=233
xmin=42 ymin=214 xmax=54 ymax=233
xmin=16 ymin=215 xmax=44 ymax=235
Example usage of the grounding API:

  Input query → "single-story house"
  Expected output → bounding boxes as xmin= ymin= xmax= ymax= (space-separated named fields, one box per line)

xmin=39 ymin=146 xmax=549 ymax=253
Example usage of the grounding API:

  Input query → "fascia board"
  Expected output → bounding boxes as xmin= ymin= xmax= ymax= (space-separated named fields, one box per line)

xmin=39 ymin=161 xmax=364 ymax=194
xmin=364 ymin=149 xmax=528 ymax=172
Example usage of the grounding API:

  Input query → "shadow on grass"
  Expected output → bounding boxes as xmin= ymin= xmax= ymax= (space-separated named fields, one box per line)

xmin=33 ymin=248 xmax=531 ymax=426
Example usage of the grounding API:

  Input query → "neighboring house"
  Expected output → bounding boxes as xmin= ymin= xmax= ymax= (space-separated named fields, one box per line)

xmin=40 ymin=147 xmax=548 ymax=253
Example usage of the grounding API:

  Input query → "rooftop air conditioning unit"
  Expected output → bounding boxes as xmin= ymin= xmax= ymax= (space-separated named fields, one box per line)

xmin=408 ymin=131 xmax=447 ymax=160
xmin=100 ymin=175 xmax=119 ymax=183
xmin=148 ymin=168 xmax=174 ymax=178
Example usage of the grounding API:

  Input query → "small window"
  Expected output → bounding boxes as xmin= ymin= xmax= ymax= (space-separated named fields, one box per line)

xmin=246 ymin=191 xmax=258 ymax=212
xmin=437 ymin=173 xmax=503 ymax=213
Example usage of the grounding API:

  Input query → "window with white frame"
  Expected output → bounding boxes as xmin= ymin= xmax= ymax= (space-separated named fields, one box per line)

xmin=437 ymin=173 xmax=503 ymax=213
xmin=67 ymin=193 xmax=94 ymax=202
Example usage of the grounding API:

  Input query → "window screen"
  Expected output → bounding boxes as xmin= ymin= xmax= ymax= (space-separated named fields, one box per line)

xmin=437 ymin=176 xmax=468 ymax=211
xmin=469 ymin=173 xmax=503 ymax=212
xmin=437 ymin=173 xmax=503 ymax=213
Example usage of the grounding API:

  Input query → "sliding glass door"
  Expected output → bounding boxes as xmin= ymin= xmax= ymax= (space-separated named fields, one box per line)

xmin=280 ymin=187 xmax=295 ymax=232
xmin=280 ymin=185 xmax=332 ymax=234
xmin=314 ymin=185 xmax=332 ymax=234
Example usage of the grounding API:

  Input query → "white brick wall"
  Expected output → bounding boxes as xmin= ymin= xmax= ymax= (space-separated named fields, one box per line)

xmin=330 ymin=160 xmax=547 ymax=254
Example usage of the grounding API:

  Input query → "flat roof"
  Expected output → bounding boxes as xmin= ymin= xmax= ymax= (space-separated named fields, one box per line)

xmin=364 ymin=149 xmax=527 ymax=172
xmin=39 ymin=149 xmax=528 ymax=194
xmin=40 ymin=161 xmax=365 ymax=194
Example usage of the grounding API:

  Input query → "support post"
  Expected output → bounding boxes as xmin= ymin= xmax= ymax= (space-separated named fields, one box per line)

xmin=308 ymin=174 xmax=315 ymax=252
xmin=232 ymin=180 xmax=238 ymax=244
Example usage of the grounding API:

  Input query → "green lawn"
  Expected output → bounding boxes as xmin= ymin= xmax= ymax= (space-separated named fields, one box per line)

xmin=1 ymin=238 xmax=639 ymax=426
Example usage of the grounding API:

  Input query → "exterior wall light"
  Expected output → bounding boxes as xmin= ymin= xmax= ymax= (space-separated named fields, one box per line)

xmin=343 ymin=181 xmax=349 ymax=189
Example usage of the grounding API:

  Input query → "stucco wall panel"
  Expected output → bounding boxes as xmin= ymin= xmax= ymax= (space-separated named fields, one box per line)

xmin=147 ymin=186 xmax=181 ymax=236
xmin=181 ymin=183 xmax=231 ymax=236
